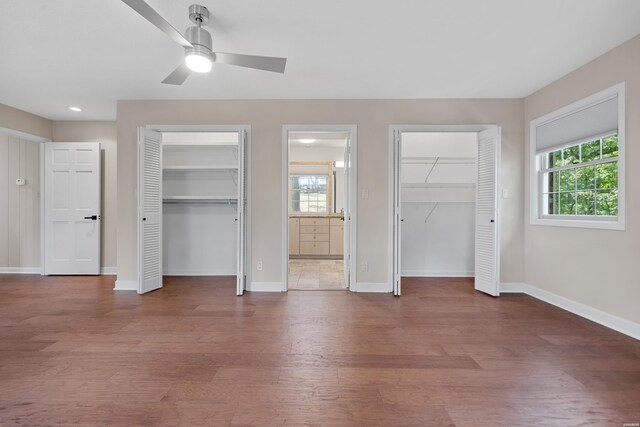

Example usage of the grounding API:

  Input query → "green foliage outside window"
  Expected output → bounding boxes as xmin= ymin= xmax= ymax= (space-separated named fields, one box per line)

xmin=544 ymin=135 xmax=618 ymax=217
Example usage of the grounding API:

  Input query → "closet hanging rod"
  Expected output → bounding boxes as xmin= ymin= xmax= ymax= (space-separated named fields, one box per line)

xmin=163 ymin=198 xmax=238 ymax=205
xmin=401 ymin=157 xmax=476 ymax=165
xmin=403 ymin=201 xmax=475 ymax=204
xmin=401 ymin=183 xmax=475 ymax=189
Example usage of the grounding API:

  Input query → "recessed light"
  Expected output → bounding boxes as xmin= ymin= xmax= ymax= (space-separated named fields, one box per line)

xmin=299 ymin=138 xmax=316 ymax=144
xmin=69 ymin=106 xmax=82 ymax=112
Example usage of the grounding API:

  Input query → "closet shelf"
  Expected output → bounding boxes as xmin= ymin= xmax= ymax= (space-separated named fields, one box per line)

xmin=401 ymin=156 xmax=476 ymax=165
xmin=402 ymin=200 xmax=474 ymax=204
xmin=163 ymin=196 xmax=238 ymax=204
xmin=163 ymin=142 xmax=238 ymax=147
xmin=401 ymin=183 xmax=475 ymax=189
xmin=163 ymin=166 xmax=238 ymax=171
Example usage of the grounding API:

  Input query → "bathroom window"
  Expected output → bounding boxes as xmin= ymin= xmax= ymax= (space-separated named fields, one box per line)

xmin=290 ymin=175 xmax=329 ymax=213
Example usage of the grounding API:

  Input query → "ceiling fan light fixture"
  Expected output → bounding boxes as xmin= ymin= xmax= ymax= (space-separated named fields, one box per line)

xmin=185 ymin=51 xmax=212 ymax=73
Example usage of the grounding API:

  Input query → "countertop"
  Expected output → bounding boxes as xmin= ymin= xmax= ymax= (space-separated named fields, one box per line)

xmin=289 ymin=214 xmax=344 ymax=219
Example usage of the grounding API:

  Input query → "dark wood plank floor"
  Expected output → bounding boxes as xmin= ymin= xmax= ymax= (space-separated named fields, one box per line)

xmin=0 ymin=275 xmax=639 ymax=426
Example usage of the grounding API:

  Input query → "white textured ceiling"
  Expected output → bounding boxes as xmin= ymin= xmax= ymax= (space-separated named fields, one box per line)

xmin=1 ymin=0 xmax=640 ymax=120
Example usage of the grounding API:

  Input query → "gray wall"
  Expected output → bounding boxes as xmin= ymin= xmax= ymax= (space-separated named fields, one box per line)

xmin=117 ymin=99 xmax=525 ymax=287
xmin=524 ymin=34 xmax=640 ymax=324
xmin=0 ymin=105 xmax=117 ymax=271
xmin=0 ymin=132 xmax=41 ymax=269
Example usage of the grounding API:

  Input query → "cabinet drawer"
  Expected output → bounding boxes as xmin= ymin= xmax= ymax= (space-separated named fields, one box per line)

xmin=330 ymin=217 xmax=344 ymax=226
xmin=289 ymin=218 xmax=300 ymax=255
xmin=300 ymin=225 xmax=329 ymax=235
xmin=300 ymin=233 xmax=329 ymax=242
xmin=300 ymin=241 xmax=330 ymax=255
xmin=300 ymin=217 xmax=330 ymax=226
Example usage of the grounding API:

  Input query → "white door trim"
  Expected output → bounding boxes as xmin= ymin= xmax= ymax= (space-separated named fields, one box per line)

xmin=145 ymin=124 xmax=252 ymax=292
xmin=388 ymin=124 xmax=501 ymax=293
xmin=281 ymin=125 xmax=358 ymax=292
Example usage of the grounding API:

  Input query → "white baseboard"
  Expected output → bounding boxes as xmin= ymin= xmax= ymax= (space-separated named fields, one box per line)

xmin=351 ymin=282 xmax=393 ymax=293
xmin=101 ymin=267 xmax=117 ymax=275
xmin=403 ymin=270 xmax=474 ymax=277
xmin=163 ymin=269 xmax=236 ymax=276
xmin=500 ymin=282 xmax=528 ymax=293
xmin=247 ymin=282 xmax=284 ymax=292
xmin=500 ymin=282 xmax=640 ymax=340
xmin=0 ymin=267 xmax=41 ymax=274
xmin=114 ymin=279 xmax=138 ymax=291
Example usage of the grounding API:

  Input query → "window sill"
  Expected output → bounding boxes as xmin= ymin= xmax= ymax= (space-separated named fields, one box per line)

xmin=530 ymin=216 xmax=625 ymax=231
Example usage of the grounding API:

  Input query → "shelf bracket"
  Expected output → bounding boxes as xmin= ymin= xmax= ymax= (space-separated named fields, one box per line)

xmin=424 ymin=157 xmax=439 ymax=183
xmin=424 ymin=202 xmax=439 ymax=223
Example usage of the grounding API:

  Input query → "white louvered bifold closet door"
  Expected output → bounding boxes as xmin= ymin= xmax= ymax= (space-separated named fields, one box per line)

xmin=474 ymin=127 xmax=500 ymax=296
xmin=236 ymin=130 xmax=247 ymax=295
xmin=392 ymin=130 xmax=402 ymax=296
xmin=138 ymin=128 xmax=163 ymax=294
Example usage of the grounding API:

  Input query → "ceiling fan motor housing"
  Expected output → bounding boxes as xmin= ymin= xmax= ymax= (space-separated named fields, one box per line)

xmin=185 ymin=5 xmax=212 ymax=58
xmin=185 ymin=26 xmax=212 ymax=52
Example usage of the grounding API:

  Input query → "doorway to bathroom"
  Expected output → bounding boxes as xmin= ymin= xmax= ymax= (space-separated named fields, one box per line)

xmin=282 ymin=125 xmax=357 ymax=291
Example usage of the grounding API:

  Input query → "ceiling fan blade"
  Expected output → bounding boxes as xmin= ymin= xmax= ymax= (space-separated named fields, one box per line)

xmin=161 ymin=63 xmax=192 ymax=85
xmin=213 ymin=52 xmax=287 ymax=73
xmin=121 ymin=0 xmax=192 ymax=48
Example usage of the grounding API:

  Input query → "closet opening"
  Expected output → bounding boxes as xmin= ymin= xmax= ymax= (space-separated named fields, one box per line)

xmin=137 ymin=126 xmax=249 ymax=295
xmin=282 ymin=126 xmax=357 ymax=291
xmin=390 ymin=126 xmax=500 ymax=296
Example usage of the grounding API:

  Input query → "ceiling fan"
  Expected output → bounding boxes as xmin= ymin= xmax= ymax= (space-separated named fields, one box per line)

xmin=121 ymin=0 xmax=287 ymax=85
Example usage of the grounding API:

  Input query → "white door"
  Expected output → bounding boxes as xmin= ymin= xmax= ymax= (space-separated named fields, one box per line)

xmin=44 ymin=143 xmax=101 ymax=274
xmin=475 ymin=127 xmax=501 ymax=296
xmin=236 ymin=131 xmax=247 ymax=295
xmin=343 ymin=137 xmax=351 ymax=288
xmin=392 ymin=130 xmax=402 ymax=295
xmin=138 ymin=128 xmax=163 ymax=294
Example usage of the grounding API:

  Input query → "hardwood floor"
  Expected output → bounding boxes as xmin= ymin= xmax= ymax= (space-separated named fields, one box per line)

xmin=0 ymin=275 xmax=639 ymax=426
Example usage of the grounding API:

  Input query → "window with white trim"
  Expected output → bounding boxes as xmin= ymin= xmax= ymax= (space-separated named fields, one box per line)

xmin=530 ymin=82 xmax=625 ymax=230
xmin=541 ymin=134 xmax=618 ymax=217
xmin=289 ymin=175 xmax=329 ymax=213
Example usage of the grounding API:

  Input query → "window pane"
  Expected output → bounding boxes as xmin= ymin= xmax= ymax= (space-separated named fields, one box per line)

xmin=546 ymin=193 xmax=559 ymax=215
xmin=581 ymin=140 xmax=601 ymax=163
xmin=558 ymin=192 xmax=576 ymax=215
xmin=596 ymin=189 xmax=618 ymax=216
xmin=290 ymin=174 xmax=329 ymax=213
xmin=576 ymin=191 xmax=595 ymax=215
xmin=559 ymin=169 xmax=576 ymax=192
xmin=596 ymin=162 xmax=617 ymax=189
xmin=546 ymin=171 xmax=559 ymax=192
xmin=550 ymin=150 xmax=562 ymax=168
xmin=601 ymin=135 xmax=619 ymax=159
xmin=576 ymin=165 xmax=595 ymax=190
xmin=562 ymin=145 xmax=580 ymax=165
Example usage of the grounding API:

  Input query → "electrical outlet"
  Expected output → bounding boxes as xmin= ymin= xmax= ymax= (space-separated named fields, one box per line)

xmin=257 ymin=261 xmax=263 ymax=271
xmin=361 ymin=261 xmax=368 ymax=272
xmin=502 ymin=188 xmax=510 ymax=199
xmin=15 ymin=178 xmax=25 ymax=186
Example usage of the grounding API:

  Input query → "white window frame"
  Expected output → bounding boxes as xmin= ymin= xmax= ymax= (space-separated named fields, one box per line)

xmin=529 ymin=82 xmax=626 ymax=230
xmin=289 ymin=173 xmax=330 ymax=214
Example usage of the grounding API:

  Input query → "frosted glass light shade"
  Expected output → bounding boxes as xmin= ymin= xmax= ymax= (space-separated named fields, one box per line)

xmin=185 ymin=52 xmax=212 ymax=73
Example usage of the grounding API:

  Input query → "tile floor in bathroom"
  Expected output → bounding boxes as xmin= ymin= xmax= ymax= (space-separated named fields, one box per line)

xmin=288 ymin=259 xmax=345 ymax=290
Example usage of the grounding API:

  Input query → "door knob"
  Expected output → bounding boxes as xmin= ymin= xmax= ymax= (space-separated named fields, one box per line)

xmin=84 ymin=215 xmax=99 ymax=220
